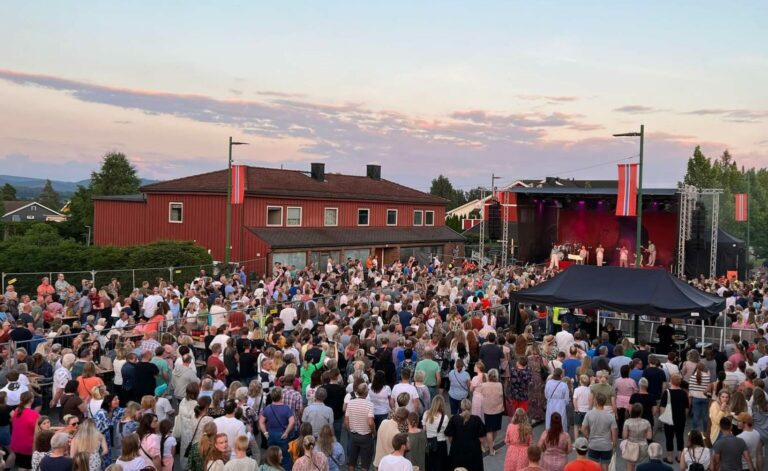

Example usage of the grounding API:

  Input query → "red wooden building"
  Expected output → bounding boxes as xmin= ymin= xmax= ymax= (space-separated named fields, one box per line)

xmin=94 ymin=163 xmax=464 ymax=274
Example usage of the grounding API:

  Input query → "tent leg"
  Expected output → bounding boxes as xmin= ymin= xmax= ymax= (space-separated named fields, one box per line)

xmin=597 ymin=310 xmax=601 ymax=340
xmin=700 ymin=319 xmax=705 ymax=353
xmin=634 ymin=315 xmax=640 ymax=343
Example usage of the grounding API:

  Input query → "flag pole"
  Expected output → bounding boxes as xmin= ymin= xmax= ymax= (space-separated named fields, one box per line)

xmin=747 ymin=172 xmax=750 ymax=274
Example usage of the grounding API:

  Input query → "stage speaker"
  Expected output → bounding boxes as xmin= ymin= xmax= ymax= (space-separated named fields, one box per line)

xmin=488 ymin=199 xmax=501 ymax=240
xmin=691 ymin=202 xmax=706 ymax=241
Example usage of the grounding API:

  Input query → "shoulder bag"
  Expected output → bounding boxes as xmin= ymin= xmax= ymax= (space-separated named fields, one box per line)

xmin=659 ymin=389 xmax=674 ymax=425
xmin=426 ymin=414 xmax=445 ymax=454
xmin=620 ymin=437 xmax=640 ymax=462
xmin=184 ymin=417 xmax=204 ymax=458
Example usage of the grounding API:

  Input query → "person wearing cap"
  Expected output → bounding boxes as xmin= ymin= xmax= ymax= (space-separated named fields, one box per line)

xmin=563 ymin=436 xmax=600 ymax=471
xmin=635 ymin=443 xmax=672 ymax=471
xmin=712 ymin=417 xmax=754 ymax=471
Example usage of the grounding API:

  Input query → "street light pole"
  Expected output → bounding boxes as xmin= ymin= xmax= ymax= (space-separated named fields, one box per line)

xmin=613 ymin=124 xmax=645 ymax=341
xmin=225 ymin=136 xmax=248 ymax=266
xmin=636 ymin=125 xmax=645 ymax=269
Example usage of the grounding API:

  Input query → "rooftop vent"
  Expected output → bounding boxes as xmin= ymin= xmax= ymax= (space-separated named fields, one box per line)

xmin=310 ymin=163 xmax=325 ymax=182
xmin=366 ymin=164 xmax=381 ymax=180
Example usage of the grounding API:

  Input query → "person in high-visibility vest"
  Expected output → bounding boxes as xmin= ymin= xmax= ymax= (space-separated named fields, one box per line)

xmin=552 ymin=306 xmax=563 ymax=334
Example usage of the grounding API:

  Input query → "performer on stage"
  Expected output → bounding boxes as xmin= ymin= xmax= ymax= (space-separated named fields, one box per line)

xmin=578 ymin=245 xmax=588 ymax=265
xmin=646 ymin=241 xmax=656 ymax=267
xmin=595 ymin=244 xmax=604 ymax=266
xmin=549 ymin=244 xmax=560 ymax=270
xmin=619 ymin=245 xmax=629 ymax=268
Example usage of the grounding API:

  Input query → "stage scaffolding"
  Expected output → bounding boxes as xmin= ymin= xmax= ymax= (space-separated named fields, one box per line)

xmin=675 ymin=185 xmax=722 ymax=278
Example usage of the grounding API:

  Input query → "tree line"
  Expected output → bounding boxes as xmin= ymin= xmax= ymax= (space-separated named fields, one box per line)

xmin=684 ymin=146 xmax=766 ymax=260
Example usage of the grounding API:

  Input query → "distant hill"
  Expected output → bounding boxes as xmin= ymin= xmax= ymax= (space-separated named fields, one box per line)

xmin=0 ymin=175 xmax=158 ymax=200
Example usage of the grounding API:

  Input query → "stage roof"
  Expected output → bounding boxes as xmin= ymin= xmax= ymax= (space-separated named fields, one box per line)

xmin=511 ymin=265 xmax=724 ymax=318
xmin=508 ymin=187 xmax=677 ymax=196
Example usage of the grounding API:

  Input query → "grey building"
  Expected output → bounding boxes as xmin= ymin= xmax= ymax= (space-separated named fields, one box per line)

xmin=1 ymin=201 xmax=67 ymax=222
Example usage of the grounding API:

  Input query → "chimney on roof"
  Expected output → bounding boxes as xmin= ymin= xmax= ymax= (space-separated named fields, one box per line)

xmin=310 ymin=163 xmax=325 ymax=182
xmin=366 ymin=164 xmax=381 ymax=180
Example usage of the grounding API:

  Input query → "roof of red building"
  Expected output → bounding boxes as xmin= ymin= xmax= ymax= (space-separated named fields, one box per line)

xmin=248 ymin=226 xmax=464 ymax=249
xmin=140 ymin=166 xmax=447 ymax=205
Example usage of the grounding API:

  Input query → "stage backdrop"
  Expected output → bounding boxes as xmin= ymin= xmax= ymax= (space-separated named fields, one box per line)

xmin=557 ymin=209 xmax=676 ymax=268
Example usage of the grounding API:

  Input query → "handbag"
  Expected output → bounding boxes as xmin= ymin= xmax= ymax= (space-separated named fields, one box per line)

xmin=426 ymin=414 xmax=445 ymax=454
xmin=620 ymin=439 xmax=640 ymax=462
xmin=184 ymin=417 xmax=204 ymax=458
xmin=659 ymin=390 xmax=674 ymax=425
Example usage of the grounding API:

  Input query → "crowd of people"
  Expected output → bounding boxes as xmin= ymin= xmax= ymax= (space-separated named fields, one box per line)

xmin=0 ymin=257 xmax=765 ymax=471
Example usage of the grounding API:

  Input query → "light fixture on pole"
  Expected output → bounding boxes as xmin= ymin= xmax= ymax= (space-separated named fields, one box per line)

xmin=225 ymin=136 xmax=248 ymax=265
xmin=613 ymin=124 xmax=645 ymax=340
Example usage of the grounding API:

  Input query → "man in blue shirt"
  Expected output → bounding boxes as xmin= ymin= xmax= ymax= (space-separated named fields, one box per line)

xmin=398 ymin=308 xmax=413 ymax=331
xmin=562 ymin=346 xmax=582 ymax=381
xmin=629 ymin=358 xmax=644 ymax=385
xmin=598 ymin=332 xmax=615 ymax=358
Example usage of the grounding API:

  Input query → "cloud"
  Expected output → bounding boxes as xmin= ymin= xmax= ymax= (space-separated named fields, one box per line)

xmin=228 ymin=89 xmax=243 ymax=96
xmin=517 ymin=94 xmax=579 ymax=103
xmin=613 ymin=105 xmax=667 ymax=114
xmin=682 ymin=108 xmax=768 ymax=123
xmin=112 ymin=120 xmax=132 ymax=125
xmin=0 ymin=67 xmax=749 ymax=188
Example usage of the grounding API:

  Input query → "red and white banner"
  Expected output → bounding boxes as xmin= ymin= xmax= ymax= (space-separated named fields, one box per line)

xmin=616 ymin=163 xmax=638 ymax=217
xmin=735 ymin=193 xmax=748 ymax=221
xmin=231 ymin=165 xmax=246 ymax=204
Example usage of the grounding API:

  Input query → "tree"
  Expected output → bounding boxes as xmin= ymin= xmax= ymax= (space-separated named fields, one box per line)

xmin=37 ymin=179 xmax=61 ymax=210
xmin=430 ymin=175 xmax=466 ymax=210
xmin=1 ymin=183 xmax=17 ymax=201
xmin=683 ymin=146 xmax=718 ymax=188
xmin=90 ymin=151 xmax=141 ymax=196
xmin=67 ymin=185 xmax=94 ymax=228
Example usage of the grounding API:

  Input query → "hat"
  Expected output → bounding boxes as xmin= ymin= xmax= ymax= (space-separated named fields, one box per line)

xmin=573 ymin=437 xmax=588 ymax=452
xmin=544 ymin=335 xmax=555 ymax=345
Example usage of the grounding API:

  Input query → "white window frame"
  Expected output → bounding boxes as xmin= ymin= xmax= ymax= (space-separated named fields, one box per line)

xmin=324 ymin=207 xmax=338 ymax=227
xmin=30 ymin=205 xmax=37 ymax=211
xmin=425 ymin=210 xmax=435 ymax=226
xmin=266 ymin=206 xmax=283 ymax=227
xmin=357 ymin=208 xmax=370 ymax=226
xmin=413 ymin=210 xmax=423 ymax=226
xmin=168 ymin=202 xmax=183 ymax=223
xmin=26 ymin=215 xmax=35 ymax=220
xmin=386 ymin=209 xmax=398 ymax=226
xmin=286 ymin=206 xmax=303 ymax=227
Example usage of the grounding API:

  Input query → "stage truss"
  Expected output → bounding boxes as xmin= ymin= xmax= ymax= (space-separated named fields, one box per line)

xmin=675 ymin=185 xmax=722 ymax=278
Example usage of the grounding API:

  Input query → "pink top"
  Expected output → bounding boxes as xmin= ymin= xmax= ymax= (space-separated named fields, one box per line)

xmin=10 ymin=408 xmax=40 ymax=455
xmin=614 ymin=378 xmax=639 ymax=409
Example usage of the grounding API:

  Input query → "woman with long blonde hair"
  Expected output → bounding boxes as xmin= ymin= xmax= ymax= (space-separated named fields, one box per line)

xmin=423 ymin=395 xmax=449 ymax=471
xmin=504 ymin=408 xmax=532 ymax=470
xmin=316 ymin=424 xmax=344 ymax=471
xmin=69 ymin=418 xmax=107 ymax=471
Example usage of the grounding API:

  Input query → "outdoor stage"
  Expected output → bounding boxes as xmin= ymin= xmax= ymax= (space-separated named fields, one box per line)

xmin=509 ymin=187 xmax=679 ymax=268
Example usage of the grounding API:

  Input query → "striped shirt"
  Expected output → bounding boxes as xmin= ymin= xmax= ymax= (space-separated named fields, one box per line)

xmin=688 ymin=371 xmax=710 ymax=399
xmin=345 ymin=398 xmax=374 ymax=435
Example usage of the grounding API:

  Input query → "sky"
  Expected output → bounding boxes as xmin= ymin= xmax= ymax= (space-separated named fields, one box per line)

xmin=1 ymin=2 xmax=767 ymax=192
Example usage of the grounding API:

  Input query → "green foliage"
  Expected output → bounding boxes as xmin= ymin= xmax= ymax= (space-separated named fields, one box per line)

xmin=1 ymin=183 xmax=16 ymax=201
xmin=37 ymin=179 xmax=61 ymax=210
xmin=0 ymin=223 xmax=212 ymax=296
xmin=61 ymin=185 xmax=94 ymax=242
xmin=445 ymin=214 xmax=462 ymax=232
xmin=91 ymin=152 xmax=141 ymax=196
xmin=682 ymin=147 xmax=768 ymax=261
xmin=429 ymin=175 xmax=468 ymax=210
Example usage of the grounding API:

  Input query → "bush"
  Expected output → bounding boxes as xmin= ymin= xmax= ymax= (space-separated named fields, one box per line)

xmin=0 ymin=224 xmax=213 ymax=296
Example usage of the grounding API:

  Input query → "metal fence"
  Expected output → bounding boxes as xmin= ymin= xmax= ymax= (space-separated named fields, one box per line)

xmin=598 ymin=313 xmax=758 ymax=348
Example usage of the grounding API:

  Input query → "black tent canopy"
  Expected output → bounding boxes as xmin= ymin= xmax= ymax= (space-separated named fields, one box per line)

xmin=511 ymin=265 xmax=724 ymax=318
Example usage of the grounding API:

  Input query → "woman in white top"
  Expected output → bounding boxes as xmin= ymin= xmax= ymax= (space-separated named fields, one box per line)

xmin=368 ymin=371 xmax=393 ymax=430
xmin=116 ymin=434 xmax=151 ymax=471
xmin=422 ymin=395 xmax=449 ymax=471
xmin=112 ymin=348 xmax=127 ymax=403
xmin=679 ymin=429 xmax=711 ymax=470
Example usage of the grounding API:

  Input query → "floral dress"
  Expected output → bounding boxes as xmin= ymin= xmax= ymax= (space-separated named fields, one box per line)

xmin=538 ymin=431 xmax=571 ymax=471
xmin=503 ymin=423 xmax=531 ymax=470
xmin=527 ymin=354 xmax=546 ymax=422
xmin=94 ymin=407 xmax=124 ymax=468
xmin=470 ymin=375 xmax=485 ymax=420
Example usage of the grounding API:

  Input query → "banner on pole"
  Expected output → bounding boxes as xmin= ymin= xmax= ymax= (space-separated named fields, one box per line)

xmin=231 ymin=165 xmax=246 ymax=204
xmin=735 ymin=193 xmax=748 ymax=222
xmin=616 ymin=163 xmax=638 ymax=217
